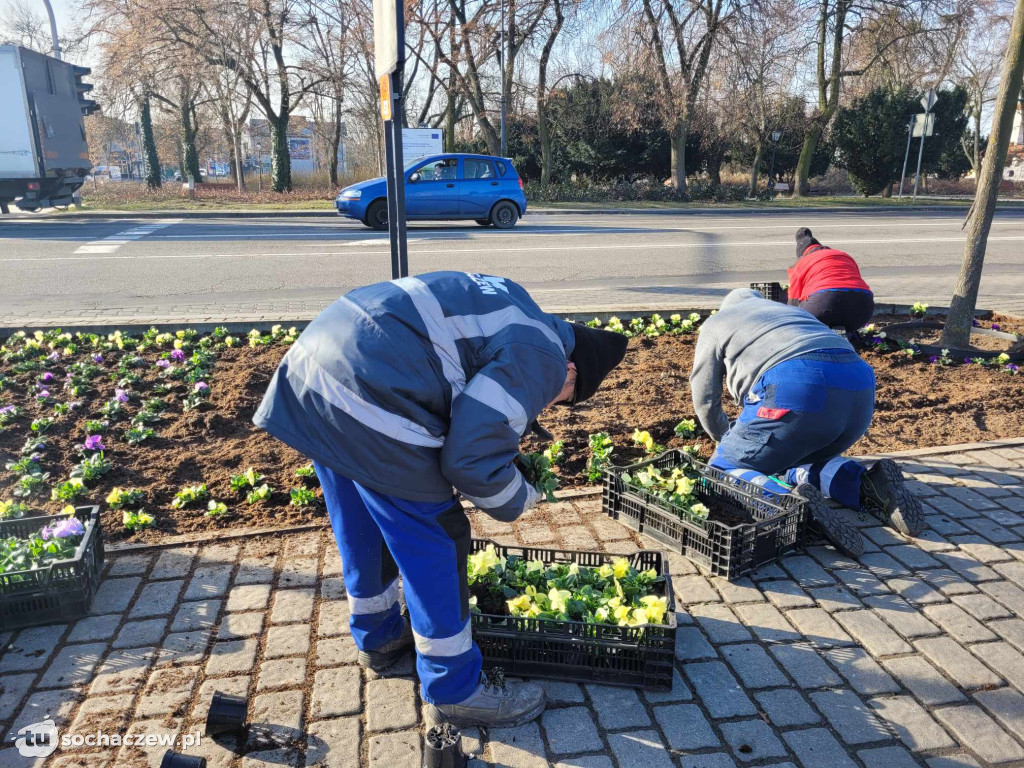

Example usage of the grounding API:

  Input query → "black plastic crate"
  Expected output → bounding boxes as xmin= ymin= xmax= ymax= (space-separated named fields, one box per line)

xmin=470 ymin=539 xmax=676 ymax=691
xmin=0 ymin=505 xmax=105 ymax=631
xmin=750 ymin=281 xmax=785 ymax=302
xmin=603 ymin=451 xmax=809 ymax=580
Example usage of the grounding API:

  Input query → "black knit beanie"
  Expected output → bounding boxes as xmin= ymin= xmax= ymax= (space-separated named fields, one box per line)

xmin=569 ymin=324 xmax=628 ymax=404
xmin=796 ymin=227 xmax=821 ymax=258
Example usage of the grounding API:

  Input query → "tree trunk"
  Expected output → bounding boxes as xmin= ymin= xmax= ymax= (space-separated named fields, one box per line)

xmin=792 ymin=122 xmax=823 ymax=198
xmin=537 ymin=0 xmax=564 ymax=188
xmin=444 ymin=95 xmax=456 ymax=151
xmin=942 ymin=0 xmax=1024 ymax=348
xmin=670 ymin=123 xmax=688 ymax=194
xmin=882 ymin=181 xmax=893 ymax=198
xmin=270 ymin=116 xmax=292 ymax=193
xmin=139 ymin=94 xmax=161 ymax=189
xmin=748 ymin=140 xmax=764 ymax=197
xmin=180 ymin=105 xmax=201 ymax=183
xmin=328 ymin=95 xmax=342 ymax=188
xmin=233 ymin=128 xmax=245 ymax=192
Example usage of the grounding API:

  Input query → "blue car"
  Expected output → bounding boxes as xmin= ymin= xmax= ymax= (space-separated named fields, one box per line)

xmin=335 ymin=153 xmax=527 ymax=230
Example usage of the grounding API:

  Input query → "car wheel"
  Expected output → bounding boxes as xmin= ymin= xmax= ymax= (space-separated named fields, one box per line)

xmin=365 ymin=200 xmax=389 ymax=231
xmin=475 ymin=218 xmax=493 ymax=226
xmin=490 ymin=201 xmax=519 ymax=229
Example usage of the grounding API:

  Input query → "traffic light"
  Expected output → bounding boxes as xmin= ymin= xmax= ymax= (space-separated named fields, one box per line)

xmin=72 ymin=64 xmax=99 ymax=116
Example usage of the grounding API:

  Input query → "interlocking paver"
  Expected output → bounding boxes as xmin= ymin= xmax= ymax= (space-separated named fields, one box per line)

xmin=675 ymin=625 xmax=717 ymax=661
xmin=882 ymin=655 xmax=966 ymax=706
xmin=934 ymin=705 xmax=1024 ymax=764
xmin=769 ymin=642 xmax=843 ymax=689
xmin=810 ymin=689 xmax=890 ymax=744
xmin=835 ymin=609 xmax=913 ymax=656
xmin=868 ymin=695 xmax=955 ymax=751
xmin=129 ymin=579 xmax=184 ymax=618
xmin=732 ymin=603 xmax=800 ymax=642
xmin=0 ymin=625 xmax=65 ymax=672
xmin=305 ymin=717 xmax=360 ymax=768
xmin=858 ymin=745 xmax=926 ymax=768
xmin=311 ymin=667 xmax=361 ymax=718
xmin=970 ymin=641 xmax=1024 ymax=692
xmin=721 ymin=643 xmax=789 ymax=688
xmin=785 ymin=607 xmax=855 ymax=648
xmin=683 ymin=661 xmax=756 ymax=718
xmin=587 ymin=684 xmax=650 ymax=728
xmin=720 ymin=719 xmax=788 ymax=762
xmin=652 ymin=702 xmax=719 ymax=749
xmin=541 ymin=707 xmax=603 ymax=754
xmin=36 ymin=642 xmax=106 ymax=688
xmin=489 ymin=722 xmax=549 ymax=768
xmin=915 ymin=637 xmax=1002 ymax=690
xmin=863 ymin=593 xmax=941 ymax=638
xmin=782 ymin=728 xmax=858 ymax=768
xmin=606 ymin=729 xmax=675 ymax=768
xmin=922 ymin=603 xmax=998 ymax=643
xmin=823 ymin=646 xmax=900 ymax=695
xmin=951 ymin=592 xmax=1014 ymax=620
xmin=170 ymin=599 xmax=222 ymax=632
xmin=754 ymin=689 xmax=820 ymax=727
xmin=691 ymin=603 xmax=752 ymax=643
xmin=762 ymin=579 xmax=814 ymax=609
xmin=365 ymin=677 xmax=417 ymax=732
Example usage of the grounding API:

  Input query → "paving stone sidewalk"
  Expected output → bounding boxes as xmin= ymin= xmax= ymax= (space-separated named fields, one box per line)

xmin=3 ymin=442 xmax=1024 ymax=768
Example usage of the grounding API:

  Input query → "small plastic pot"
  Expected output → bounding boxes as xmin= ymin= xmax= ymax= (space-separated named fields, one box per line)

xmin=205 ymin=691 xmax=248 ymax=736
xmin=424 ymin=723 xmax=469 ymax=768
xmin=160 ymin=750 xmax=207 ymax=768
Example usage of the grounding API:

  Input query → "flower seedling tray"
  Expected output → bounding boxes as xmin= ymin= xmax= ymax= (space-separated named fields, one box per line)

xmin=750 ymin=281 xmax=785 ymax=303
xmin=0 ymin=505 xmax=105 ymax=631
xmin=603 ymin=450 xmax=809 ymax=580
xmin=470 ymin=539 xmax=676 ymax=691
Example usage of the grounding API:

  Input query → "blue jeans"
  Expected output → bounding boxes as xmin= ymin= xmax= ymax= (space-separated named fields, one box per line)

xmin=315 ymin=463 xmax=482 ymax=705
xmin=710 ymin=350 xmax=875 ymax=509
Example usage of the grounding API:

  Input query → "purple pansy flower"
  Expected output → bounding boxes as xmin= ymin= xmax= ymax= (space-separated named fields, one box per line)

xmin=194 ymin=382 xmax=208 ymax=393
xmin=170 ymin=349 xmax=186 ymax=362
xmin=156 ymin=359 xmax=171 ymax=369
xmin=114 ymin=388 xmax=129 ymax=403
xmin=965 ymin=357 xmax=972 ymax=364
xmin=0 ymin=405 xmax=14 ymax=415
xmin=83 ymin=435 xmax=104 ymax=451
xmin=929 ymin=355 xmax=939 ymax=363
xmin=993 ymin=324 xmax=1001 ymax=331
xmin=92 ymin=354 xmax=103 ymax=363
xmin=44 ymin=517 xmax=85 ymax=540
xmin=37 ymin=389 xmax=50 ymax=399
xmin=40 ymin=372 xmax=54 ymax=383
xmin=1009 ymin=364 xmax=1020 ymax=373
xmin=46 ymin=351 xmax=59 ymax=362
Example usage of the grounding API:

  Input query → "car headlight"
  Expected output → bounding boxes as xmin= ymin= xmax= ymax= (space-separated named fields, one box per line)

xmin=339 ymin=189 xmax=361 ymax=199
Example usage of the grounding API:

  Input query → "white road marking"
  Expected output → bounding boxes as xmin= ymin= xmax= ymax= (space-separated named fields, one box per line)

xmin=4 ymin=234 xmax=1024 ymax=263
xmin=72 ymin=219 xmax=181 ymax=254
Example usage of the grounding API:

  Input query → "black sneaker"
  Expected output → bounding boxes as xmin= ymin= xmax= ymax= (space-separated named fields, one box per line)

xmin=861 ymin=459 xmax=924 ymax=536
xmin=358 ymin=615 xmax=415 ymax=673
xmin=795 ymin=483 xmax=865 ymax=558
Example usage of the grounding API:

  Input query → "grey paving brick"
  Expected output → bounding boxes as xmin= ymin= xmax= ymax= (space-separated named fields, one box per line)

xmin=868 ymin=695 xmax=955 ymax=751
xmin=265 ymin=624 xmax=311 ymax=658
xmin=257 ymin=657 xmax=307 ymax=692
xmin=67 ymin=614 xmax=121 ymax=643
xmin=184 ymin=565 xmax=234 ymax=600
xmin=0 ymin=625 xmax=65 ymax=672
xmin=721 ymin=643 xmax=789 ymax=688
xmin=754 ymin=689 xmax=819 ymax=728
xmin=315 ymin=636 xmax=358 ymax=668
xmin=935 ymin=551 xmax=999 ymax=583
xmin=808 ymin=584 xmax=862 ymax=612
xmin=649 ymin=702 xmax=718 ymax=750
xmin=863 ymin=527 xmax=907 ymax=548
xmin=678 ymin=755 xmax=737 ymax=768
xmin=305 ymin=717 xmax=360 ymax=768
xmin=858 ymin=745 xmax=925 ymax=768
xmin=487 ymin=721 xmax=548 ymax=768
xmin=882 ymin=655 xmax=965 ymax=706
xmin=587 ymin=684 xmax=650 ymax=728
xmin=762 ymin=579 xmax=814 ymax=609
xmin=541 ymin=707 xmax=602 ymax=754
xmin=863 ymin=594 xmax=941 ymax=638
xmin=320 ymin=577 xmax=346 ymax=600
xmin=90 ymin=576 xmax=141 ymax=614
xmin=271 ymin=588 xmax=316 ymax=624
xmin=235 ymin=555 xmax=278 ymax=585
xmin=979 ymin=580 xmax=1024 ymax=614
xmin=711 ymin=576 xmax=764 ymax=604
xmin=919 ymin=567 xmax=979 ymax=596
xmin=673 ymin=574 xmax=722 ymax=605
xmin=748 ymin=561 xmax=788 ymax=580
xmin=6 ymin=687 xmax=81 ymax=742
xmin=0 ymin=673 xmax=36 ymax=721
xmin=860 ymin=552 xmax=912 ymax=580
xmin=218 ymin=611 xmax=265 ymax=640
xmin=782 ymin=728 xmax=858 ymax=768
xmin=606 ymin=729 xmax=675 ymax=768
xmin=89 ymin=646 xmax=155 ymax=694
xmin=205 ymin=637 xmax=259 ymax=676
xmin=990 ymin=618 xmax=1024 ymax=652
xmin=538 ymin=680 xmax=585 ymax=704
xmin=934 ymin=705 xmax=1024 ymax=764
xmin=226 ymin=584 xmax=271 ymax=613
xmin=136 ymin=665 xmax=197 ymax=719
xmin=365 ymin=677 xmax=417 ymax=733
xmin=925 ymin=756 xmax=982 ymax=768
xmin=914 ymin=637 xmax=1002 ymax=690
xmin=914 ymin=529 xmax=956 ymax=553
xmin=643 ymin=667 xmax=692 ymax=703
xmin=158 ymin=629 xmax=213 ymax=667
xmin=690 ymin=603 xmax=752 ymax=644
xmin=835 ymin=609 xmax=913 ymax=656
xmin=280 ymin=556 xmax=320 ymax=589
xmin=886 ymin=546 xmax=940 ymax=571
xmin=834 ymin=566 xmax=891 ymax=597
xmin=950 ymin=592 xmax=1013 ymax=621
xmin=675 ymin=626 xmax=717 ymax=661
xmin=112 ymin=617 xmax=167 ymax=649
xmin=732 ymin=603 xmax=801 ymax=642
xmin=785 ymin=607 xmax=855 ymax=648
xmin=810 ymin=689 xmax=890 ymax=744
xmin=36 ymin=642 xmax=106 ymax=688
xmin=770 ymin=642 xmax=843 ymax=689
xmin=922 ymin=603 xmax=998 ymax=643
xmin=107 ymin=554 xmax=152 ymax=576
xmin=149 ymin=546 xmax=197 ymax=580
xmin=974 ymin=687 xmax=1024 ymax=743
xmin=962 ymin=517 xmax=1020 ymax=545
xmin=970 ymin=641 xmax=1024 ymax=692
xmin=720 ymin=719 xmax=787 ymax=762
xmin=683 ymin=661 xmax=756 ymax=718
xmin=129 ymin=579 xmax=184 ymax=618
xmin=311 ymin=667 xmax=361 ymax=719
xmin=824 ymin=646 xmax=900 ymax=694
xmin=951 ymin=535 xmax=1015 ymax=564
xmin=170 ymin=598 xmax=222 ymax=632
xmin=247 ymin=689 xmax=304 ymax=754
xmin=780 ymin=555 xmax=834 ymax=588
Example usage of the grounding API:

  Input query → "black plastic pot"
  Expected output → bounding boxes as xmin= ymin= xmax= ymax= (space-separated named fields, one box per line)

xmin=205 ymin=691 xmax=248 ymax=736
xmin=160 ymin=750 xmax=207 ymax=768
xmin=424 ymin=724 xmax=469 ymax=768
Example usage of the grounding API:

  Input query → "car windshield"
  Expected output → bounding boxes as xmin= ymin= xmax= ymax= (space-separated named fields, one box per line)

xmin=403 ymin=156 xmax=428 ymax=171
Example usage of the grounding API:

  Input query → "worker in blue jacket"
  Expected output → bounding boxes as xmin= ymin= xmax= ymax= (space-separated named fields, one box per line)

xmin=254 ymin=272 xmax=627 ymax=729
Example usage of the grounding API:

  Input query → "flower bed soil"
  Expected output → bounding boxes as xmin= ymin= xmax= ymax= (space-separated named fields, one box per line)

xmin=1 ymin=314 xmax=1022 ymax=545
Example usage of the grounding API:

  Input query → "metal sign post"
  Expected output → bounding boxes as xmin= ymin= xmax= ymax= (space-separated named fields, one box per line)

xmin=374 ymin=0 xmax=408 ymax=280
xmin=912 ymin=89 xmax=938 ymax=202
xmin=898 ymin=117 xmax=913 ymax=199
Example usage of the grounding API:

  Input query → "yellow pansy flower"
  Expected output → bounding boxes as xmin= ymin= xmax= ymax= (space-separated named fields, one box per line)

xmin=598 ymin=563 xmax=614 ymax=579
xmin=612 ymin=557 xmax=631 ymax=579
xmin=640 ymin=595 xmax=668 ymax=624
xmin=548 ymin=588 xmax=571 ymax=614
xmin=507 ymin=595 xmax=532 ymax=614
xmin=526 ymin=559 xmax=545 ymax=573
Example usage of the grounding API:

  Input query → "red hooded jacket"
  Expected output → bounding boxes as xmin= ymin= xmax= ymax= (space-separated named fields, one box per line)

xmin=787 ymin=245 xmax=871 ymax=302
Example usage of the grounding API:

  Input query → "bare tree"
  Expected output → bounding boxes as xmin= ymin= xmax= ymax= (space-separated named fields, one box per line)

xmin=300 ymin=0 xmax=351 ymax=186
xmin=954 ymin=7 xmax=1007 ymax=173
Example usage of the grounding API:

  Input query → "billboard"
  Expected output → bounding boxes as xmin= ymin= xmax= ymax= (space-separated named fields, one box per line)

xmin=288 ymin=138 xmax=312 ymax=161
xmin=402 ymin=128 xmax=443 ymax=161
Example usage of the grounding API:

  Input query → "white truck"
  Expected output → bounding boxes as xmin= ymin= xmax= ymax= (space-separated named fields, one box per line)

xmin=0 ymin=45 xmax=97 ymax=213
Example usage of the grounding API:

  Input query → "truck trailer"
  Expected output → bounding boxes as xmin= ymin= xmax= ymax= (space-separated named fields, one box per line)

xmin=0 ymin=45 xmax=97 ymax=213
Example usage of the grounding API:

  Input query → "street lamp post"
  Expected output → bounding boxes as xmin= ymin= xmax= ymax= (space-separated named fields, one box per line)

xmin=768 ymin=130 xmax=781 ymax=195
xmin=256 ymin=144 xmax=263 ymax=192
xmin=41 ymin=0 xmax=61 ymax=60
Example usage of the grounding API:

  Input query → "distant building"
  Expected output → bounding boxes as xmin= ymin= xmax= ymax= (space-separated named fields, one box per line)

xmin=244 ymin=117 xmax=347 ymax=176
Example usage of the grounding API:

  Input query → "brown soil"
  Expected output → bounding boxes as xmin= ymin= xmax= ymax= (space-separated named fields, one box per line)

xmin=2 ymin=314 xmax=1022 ymax=544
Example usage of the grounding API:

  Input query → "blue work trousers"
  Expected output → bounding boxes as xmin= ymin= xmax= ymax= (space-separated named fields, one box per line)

xmin=314 ymin=463 xmax=482 ymax=705
xmin=709 ymin=350 xmax=875 ymax=510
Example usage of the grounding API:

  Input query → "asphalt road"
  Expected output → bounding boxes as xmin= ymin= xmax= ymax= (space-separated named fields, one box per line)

xmin=2 ymin=208 xmax=1024 ymax=325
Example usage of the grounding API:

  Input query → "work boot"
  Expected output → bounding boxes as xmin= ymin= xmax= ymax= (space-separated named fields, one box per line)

xmin=357 ymin=615 xmax=415 ymax=673
xmin=795 ymin=483 xmax=865 ymax=558
xmin=861 ymin=459 xmax=925 ymax=536
xmin=425 ymin=668 xmax=547 ymax=729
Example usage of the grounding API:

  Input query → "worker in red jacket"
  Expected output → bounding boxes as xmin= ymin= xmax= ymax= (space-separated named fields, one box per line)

xmin=788 ymin=227 xmax=874 ymax=332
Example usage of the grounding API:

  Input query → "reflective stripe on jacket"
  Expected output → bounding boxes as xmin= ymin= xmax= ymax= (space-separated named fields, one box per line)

xmin=253 ymin=272 xmax=575 ymax=521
